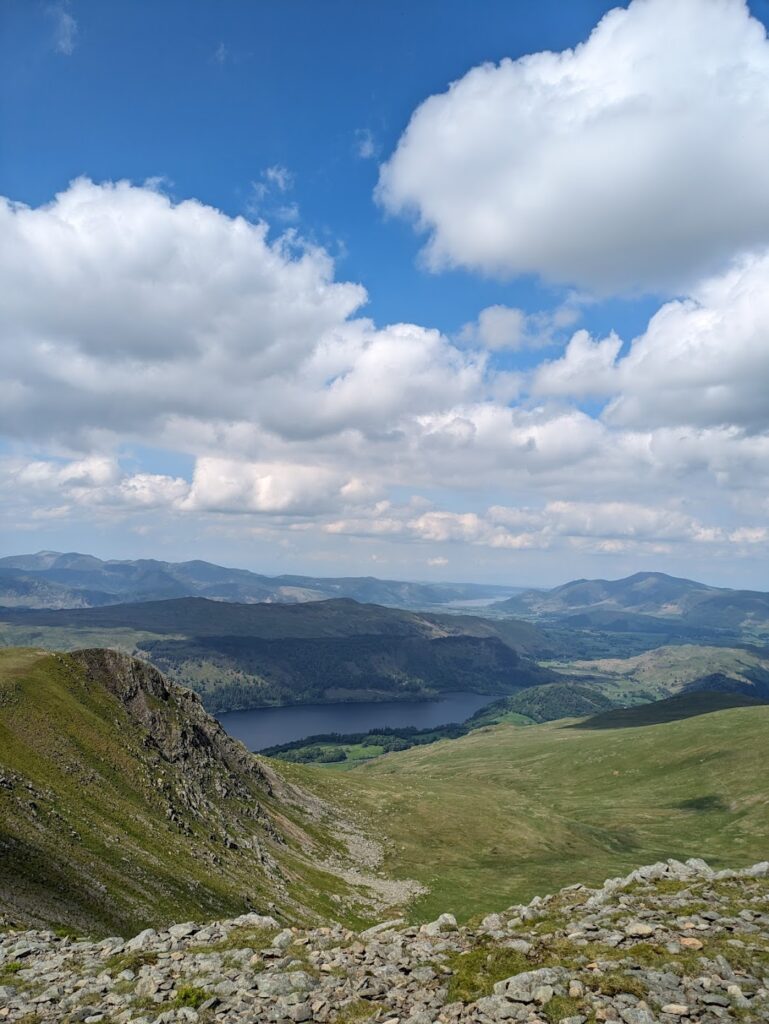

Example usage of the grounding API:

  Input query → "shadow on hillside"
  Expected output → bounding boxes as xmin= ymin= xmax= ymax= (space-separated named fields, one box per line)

xmin=569 ymin=690 xmax=767 ymax=730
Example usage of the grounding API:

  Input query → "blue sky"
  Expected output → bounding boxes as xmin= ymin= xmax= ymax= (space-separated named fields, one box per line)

xmin=2 ymin=0 xmax=769 ymax=586
xmin=1 ymin=0 xmax=663 ymax=339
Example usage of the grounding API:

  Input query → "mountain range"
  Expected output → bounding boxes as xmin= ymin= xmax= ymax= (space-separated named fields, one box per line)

xmin=0 ymin=550 xmax=518 ymax=610
xmin=0 ymin=597 xmax=552 ymax=712
xmin=495 ymin=570 xmax=769 ymax=638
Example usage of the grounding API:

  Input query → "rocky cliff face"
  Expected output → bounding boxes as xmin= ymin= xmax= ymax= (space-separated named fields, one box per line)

xmin=68 ymin=649 xmax=320 ymax=821
xmin=1 ymin=858 xmax=767 ymax=1024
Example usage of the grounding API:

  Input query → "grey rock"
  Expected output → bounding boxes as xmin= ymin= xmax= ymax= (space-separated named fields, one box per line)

xmin=420 ymin=913 xmax=457 ymax=937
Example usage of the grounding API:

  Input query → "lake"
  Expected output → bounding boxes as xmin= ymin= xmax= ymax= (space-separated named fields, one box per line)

xmin=217 ymin=691 xmax=495 ymax=751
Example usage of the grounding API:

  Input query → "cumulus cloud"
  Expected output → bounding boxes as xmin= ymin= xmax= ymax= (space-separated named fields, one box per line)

xmin=535 ymin=249 xmax=769 ymax=430
xmin=0 ymin=178 xmax=492 ymax=451
xmin=460 ymin=302 xmax=581 ymax=350
xmin=0 ymin=456 xmax=188 ymax=516
xmin=606 ymin=250 xmax=769 ymax=429
xmin=533 ymin=330 xmax=623 ymax=397
xmin=378 ymin=0 xmax=769 ymax=293
xmin=182 ymin=457 xmax=372 ymax=516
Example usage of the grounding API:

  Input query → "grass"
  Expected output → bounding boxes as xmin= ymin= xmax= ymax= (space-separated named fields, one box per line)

xmin=172 ymin=984 xmax=211 ymax=1008
xmin=187 ymin=925 xmax=278 ymax=953
xmin=104 ymin=950 xmax=159 ymax=973
xmin=596 ymin=972 xmax=647 ymax=998
xmin=0 ymin=960 xmax=27 ymax=987
xmin=296 ymin=702 xmax=769 ymax=923
xmin=4 ymin=643 xmax=769 ymax=941
xmin=446 ymin=944 xmax=531 ymax=1002
xmin=542 ymin=996 xmax=586 ymax=1022
xmin=333 ymin=1000 xmax=385 ymax=1023
xmin=553 ymin=644 xmax=769 ymax=701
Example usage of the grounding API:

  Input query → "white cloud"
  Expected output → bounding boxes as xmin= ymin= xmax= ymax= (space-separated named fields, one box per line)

xmin=533 ymin=330 xmax=622 ymax=397
xmin=459 ymin=305 xmax=526 ymax=350
xmin=378 ymin=0 xmax=769 ymax=293
xmin=182 ymin=457 xmax=371 ymax=516
xmin=49 ymin=3 xmax=77 ymax=56
xmin=607 ymin=249 xmax=769 ymax=430
xmin=460 ymin=302 xmax=582 ymax=350
xmin=0 ymin=456 xmax=187 ymax=515
xmin=535 ymin=249 xmax=769 ymax=430
xmin=322 ymin=497 xmax=726 ymax=554
xmin=0 ymin=178 xmax=365 ymax=441
xmin=263 ymin=165 xmax=294 ymax=193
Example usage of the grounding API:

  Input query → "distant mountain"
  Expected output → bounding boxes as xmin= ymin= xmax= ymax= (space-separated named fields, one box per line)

xmin=0 ymin=550 xmax=519 ymax=610
xmin=555 ymin=642 xmax=769 ymax=703
xmin=0 ymin=648 xmax=386 ymax=934
xmin=495 ymin=571 xmax=769 ymax=637
xmin=0 ymin=597 xmax=554 ymax=712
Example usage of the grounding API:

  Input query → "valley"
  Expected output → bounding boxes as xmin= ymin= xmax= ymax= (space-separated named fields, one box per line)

xmin=1 ymin=642 xmax=767 ymax=937
xmin=292 ymin=694 xmax=769 ymax=923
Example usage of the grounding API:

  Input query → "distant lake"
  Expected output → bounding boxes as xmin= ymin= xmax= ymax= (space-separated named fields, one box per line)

xmin=217 ymin=691 xmax=494 ymax=752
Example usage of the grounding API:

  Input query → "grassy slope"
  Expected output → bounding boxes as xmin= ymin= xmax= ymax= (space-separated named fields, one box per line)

xmin=292 ymin=700 xmax=769 ymax=924
xmin=0 ymin=649 xmax=379 ymax=936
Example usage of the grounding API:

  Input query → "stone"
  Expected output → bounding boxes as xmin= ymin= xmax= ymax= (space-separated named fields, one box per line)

xmin=419 ymin=913 xmax=457 ymax=937
xmin=272 ymin=928 xmax=295 ymax=949
xmin=625 ymin=923 xmax=654 ymax=937
xmin=124 ymin=928 xmax=158 ymax=951
xmin=360 ymin=919 xmax=405 ymax=938
xmin=493 ymin=968 xmax=567 ymax=1002
xmin=619 ymin=1010 xmax=655 ymax=1024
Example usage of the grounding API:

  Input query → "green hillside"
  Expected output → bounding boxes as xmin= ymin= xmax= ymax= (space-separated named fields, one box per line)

xmin=293 ymin=698 xmax=769 ymax=922
xmin=468 ymin=681 xmax=618 ymax=726
xmin=557 ymin=642 xmax=769 ymax=701
xmin=0 ymin=648 xmax=406 ymax=936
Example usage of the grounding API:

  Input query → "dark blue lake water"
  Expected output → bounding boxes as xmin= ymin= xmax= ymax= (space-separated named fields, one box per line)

xmin=217 ymin=691 xmax=494 ymax=751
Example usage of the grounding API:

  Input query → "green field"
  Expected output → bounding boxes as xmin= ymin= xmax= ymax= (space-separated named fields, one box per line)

xmin=291 ymin=695 xmax=769 ymax=923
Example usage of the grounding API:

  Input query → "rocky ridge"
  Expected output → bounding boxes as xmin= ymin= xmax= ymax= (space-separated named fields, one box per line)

xmin=1 ymin=858 xmax=768 ymax=1024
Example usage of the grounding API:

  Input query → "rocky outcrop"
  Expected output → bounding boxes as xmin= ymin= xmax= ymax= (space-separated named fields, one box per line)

xmin=1 ymin=858 xmax=767 ymax=1023
xmin=67 ymin=649 xmax=320 ymax=816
